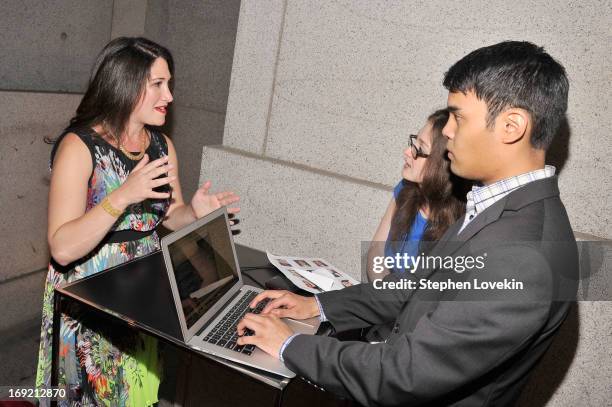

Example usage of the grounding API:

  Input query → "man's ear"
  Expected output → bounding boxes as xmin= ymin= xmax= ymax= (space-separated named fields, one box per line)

xmin=498 ymin=108 xmax=529 ymax=144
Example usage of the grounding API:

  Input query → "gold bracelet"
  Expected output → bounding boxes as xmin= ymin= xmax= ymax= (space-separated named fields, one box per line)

xmin=101 ymin=196 xmax=123 ymax=218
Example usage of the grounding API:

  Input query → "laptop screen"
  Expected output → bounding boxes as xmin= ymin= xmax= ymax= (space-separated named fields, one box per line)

xmin=167 ymin=213 xmax=239 ymax=329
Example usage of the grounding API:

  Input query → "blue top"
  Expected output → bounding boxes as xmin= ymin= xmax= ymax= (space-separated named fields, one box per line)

xmin=384 ymin=181 xmax=428 ymax=272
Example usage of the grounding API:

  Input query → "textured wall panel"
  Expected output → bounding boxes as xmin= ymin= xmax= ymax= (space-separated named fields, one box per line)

xmin=223 ymin=0 xmax=286 ymax=154
xmin=111 ymin=0 xmax=148 ymax=38
xmin=0 ymin=91 xmax=81 ymax=280
xmin=0 ymin=0 xmax=113 ymax=92
xmin=145 ymin=0 xmax=241 ymax=196
xmin=145 ymin=0 xmax=241 ymax=113
xmin=199 ymin=146 xmax=390 ymax=279
xmin=260 ymin=0 xmax=611 ymax=238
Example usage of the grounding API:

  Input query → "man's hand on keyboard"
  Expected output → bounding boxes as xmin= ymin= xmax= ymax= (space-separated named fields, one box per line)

xmin=236 ymin=313 xmax=293 ymax=359
xmin=249 ymin=290 xmax=319 ymax=320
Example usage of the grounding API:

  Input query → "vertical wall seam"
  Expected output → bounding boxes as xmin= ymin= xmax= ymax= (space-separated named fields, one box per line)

xmin=109 ymin=0 xmax=115 ymax=40
xmin=221 ymin=1 xmax=245 ymax=148
xmin=262 ymin=0 xmax=288 ymax=156
xmin=141 ymin=0 xmax=148 ymax=37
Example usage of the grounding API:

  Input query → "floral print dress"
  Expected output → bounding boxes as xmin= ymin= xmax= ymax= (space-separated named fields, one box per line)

xmin=36 ymin=127 xmax=170 ymax=406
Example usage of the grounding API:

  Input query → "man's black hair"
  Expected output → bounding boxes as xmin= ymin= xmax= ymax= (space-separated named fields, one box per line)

xmin=443 ymin=41 xmax=569 ymax=149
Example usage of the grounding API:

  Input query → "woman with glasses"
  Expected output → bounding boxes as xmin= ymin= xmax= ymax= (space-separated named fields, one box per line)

xmin=366 ymin=109 xmax=469 ymax=282
xmin=35 ymin=37 xmax=239 ymax=406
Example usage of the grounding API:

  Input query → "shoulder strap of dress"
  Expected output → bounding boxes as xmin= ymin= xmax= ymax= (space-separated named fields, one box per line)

xmin=49 ymin=128 xmax=97 ymax=188
xmin=50 ymin=127 xmax=96 ymax=168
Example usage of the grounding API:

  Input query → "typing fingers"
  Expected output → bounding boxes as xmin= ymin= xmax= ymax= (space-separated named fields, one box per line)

xmin=250 ymin=290 xmax=287 ymax=308
xmin=268 ymin=307 xmax=292 ymax=318
xmin=235 ymin=314 xmax=293 ymax=358
xmin=236 ymin=313 xmax=263 ymax=336
xmin=261 ymin=295 xmax=293 ymax=315
xmin=236 ymin=333 xmax=258 ymax=347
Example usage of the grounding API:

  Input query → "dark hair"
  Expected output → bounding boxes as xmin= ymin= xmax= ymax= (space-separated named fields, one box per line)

xmin=389 ymin=109 xmax=469 ymax=245
xmin=443 ymin=41 xmax=568 ymax=150
xmin=49 ymin=37 xmax=173 ymax=146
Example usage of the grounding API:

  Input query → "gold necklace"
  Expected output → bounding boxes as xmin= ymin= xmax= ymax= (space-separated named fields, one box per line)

xmin=119 ymin=130 xmax=147 ymax=160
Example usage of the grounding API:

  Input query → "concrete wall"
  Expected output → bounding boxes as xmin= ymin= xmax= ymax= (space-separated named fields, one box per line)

xmin=0 ymin=0 xmax=113 ymax=93
xmin=145 ymin=0 xmax=241 ymax=200
xmin=111 ymin=0 xmax=148 ymax=39
xmin=206 ymin=1 xmax=612 ymax=405
xmin=0 ymin=0 xmax=118 ymax=324
xmin=0 ymin=92 xmax=81 ymax=281
xmin=0 ymin=92 xmax=81 ymax=346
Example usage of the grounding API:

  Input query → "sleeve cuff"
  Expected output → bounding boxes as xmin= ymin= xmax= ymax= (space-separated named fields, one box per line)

xmin=315 ymin=294 xmax=328 ymax=322
xmin=279 ymin=333 xmax=300 ymax=362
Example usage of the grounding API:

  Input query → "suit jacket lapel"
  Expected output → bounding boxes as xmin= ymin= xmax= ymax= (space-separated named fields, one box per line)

xmin=418 ymin=200 xmax=505 ymax=283
xmin=454 ymin=199 xmax=506 ymax=243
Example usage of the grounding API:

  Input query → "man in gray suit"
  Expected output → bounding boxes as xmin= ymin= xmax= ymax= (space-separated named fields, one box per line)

xmin=237 ymin=41 xmax=578 ymax=406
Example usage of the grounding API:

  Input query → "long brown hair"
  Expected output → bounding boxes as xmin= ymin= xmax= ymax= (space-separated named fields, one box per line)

xmin=47 ymin=37 xmax=173 ymax=150
xmin=388 ymin=109 xmax=469 ymax=246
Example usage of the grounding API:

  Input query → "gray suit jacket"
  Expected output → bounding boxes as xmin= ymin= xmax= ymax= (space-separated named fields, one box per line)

xmin=284 ymin=176 xmax=578 ymax=406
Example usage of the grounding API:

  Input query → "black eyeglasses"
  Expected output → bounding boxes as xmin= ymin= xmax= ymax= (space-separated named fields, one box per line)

xmin=408 ymin=134 xmax=430 ymax=159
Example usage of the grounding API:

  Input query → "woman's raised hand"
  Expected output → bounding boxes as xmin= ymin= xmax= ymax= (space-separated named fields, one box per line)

xmin=190 ymin=180 xmax=240 ymax=219
xmin=112 ymin=154 xmax=175 ymax=207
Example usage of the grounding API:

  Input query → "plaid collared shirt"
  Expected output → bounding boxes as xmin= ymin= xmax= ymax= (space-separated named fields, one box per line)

xmin=458 ymin=165 xmax=556 ymax=234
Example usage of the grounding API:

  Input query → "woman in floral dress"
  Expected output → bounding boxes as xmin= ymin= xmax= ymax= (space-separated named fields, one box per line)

xmin=35 ymin=37 xmax=239 ymax=406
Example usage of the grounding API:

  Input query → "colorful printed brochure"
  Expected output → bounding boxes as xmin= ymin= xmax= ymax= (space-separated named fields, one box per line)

xmin=266 ymin=251 xmax=360 ymax=294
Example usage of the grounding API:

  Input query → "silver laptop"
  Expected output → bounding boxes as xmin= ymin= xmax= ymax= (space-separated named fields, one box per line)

xmin=161 ymin=207 xmax=317 ymax=378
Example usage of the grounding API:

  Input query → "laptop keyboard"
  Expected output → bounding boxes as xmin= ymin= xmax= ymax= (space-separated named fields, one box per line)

xmin=201 ymin=290 xmax=269 ymax=356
